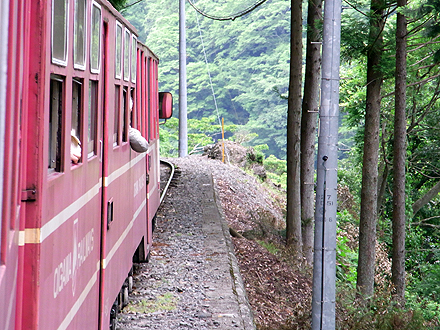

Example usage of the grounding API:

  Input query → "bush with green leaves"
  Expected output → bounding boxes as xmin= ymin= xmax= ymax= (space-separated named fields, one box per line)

xmin=159 ymin=116 xmax=237 ymax=157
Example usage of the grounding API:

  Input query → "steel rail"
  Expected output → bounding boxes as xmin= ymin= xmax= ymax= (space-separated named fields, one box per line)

xmin=159 ymin=159 xmax=175 ymax=205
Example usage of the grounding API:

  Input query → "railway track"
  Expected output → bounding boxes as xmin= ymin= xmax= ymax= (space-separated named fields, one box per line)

xmin=159 ymin=159 xmax=176 ymax=203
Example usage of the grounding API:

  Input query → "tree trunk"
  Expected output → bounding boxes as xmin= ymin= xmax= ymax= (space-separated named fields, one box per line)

xmin=356 ymin=0 xmax=384 ymax=300
xmin=286 ymin=0 xmax=303 ymax=253
xmin=301 ymin=0 xmax=322 ymax=264
xmin=392 ymin=0 xmax=407 ymax=305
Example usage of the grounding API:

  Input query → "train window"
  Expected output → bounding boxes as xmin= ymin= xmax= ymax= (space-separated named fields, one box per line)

xmin=130 ymin=88 xmax=136 ymax=128
xmin=74 ymin=0 xmax=86 ymax=69
xmin=88 ymin=81 xmax=98 ymax=157
xmin=123 ymin=29 xmax=130 ymax=81
xmin=51 ymin=0 xmax=69 ymax=66
xmin=115 ymin=22 xmax=122 ymax=79
xmin=131 ymin=35 xmax=137 ymax=83
xmin=113 ymin=86 xmax=120 ymax=146
xmin=49 ymin=77 xmax=64 ymax=172
xmin=122 ymin=87 xmax=128 ymax=142
xmin=90 ymin=2 xmax=101 ymax=73
xmin=71 ymin=79 xmax=82 ymax=164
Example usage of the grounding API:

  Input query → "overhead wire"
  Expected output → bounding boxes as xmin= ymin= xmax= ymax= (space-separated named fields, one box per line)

xmin=190 ymin=0 xmax=270 ymax=160
xmin=195 ymin=15 xmax=221 ymax=127
xmin=187 ymin=0 xmax=270 ymax=21
xmin=195 ymin=14 xmax=229 ymax=162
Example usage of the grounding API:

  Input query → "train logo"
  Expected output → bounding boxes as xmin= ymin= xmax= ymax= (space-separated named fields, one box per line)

xmin=53 ymin=219 xmax=94 ymax=299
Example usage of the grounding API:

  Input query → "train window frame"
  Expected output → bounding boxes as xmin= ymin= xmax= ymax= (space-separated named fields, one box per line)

xmin=88 ymin=80 xmax=98 ymax=158
xmin=113 ymin=85 xmax=120 ymax=147
xmin=51 ymin=0 xmax=69 ymax=67
xmin=90 ymin=1 xmax=101 ymax=74
xmin=130 ymin=87 xmax=136 ymax=128
xmin=49 ymin=75 xmax=65 ymax=173
xmin=73 ymin=0 xmax=87 ymax=70
xmin=131 ymin=35 xmax=137 ymax=83
xmin=71 ymin=78 xmax=83 ymax=164
xmin=115 ymin=21 xmax=123 ymax=79
xmin=123 ymin=28 xmax=130 ymax=82
xmin=122 ymin=87 xmax=128 ymax=143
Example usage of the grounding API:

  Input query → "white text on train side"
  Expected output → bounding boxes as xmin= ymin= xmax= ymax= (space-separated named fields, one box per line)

xmin=53 ymin=227 xmax=94 ymax=298
xmin=133 ymin=173 xmax=146 ymax=198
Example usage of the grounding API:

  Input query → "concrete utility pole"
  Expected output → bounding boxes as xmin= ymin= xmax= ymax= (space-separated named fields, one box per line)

xmin=311 ymin=0 xmax=341 ymax=328
xmin=179 ymin=0 xmax=188 ymax=157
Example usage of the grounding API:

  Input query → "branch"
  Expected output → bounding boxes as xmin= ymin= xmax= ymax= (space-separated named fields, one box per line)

xmin=382 ymin=72 xmax=440 ymax=99
xmin=407 ymin=80 xmax=440 ymax=134
xmin=408 ymin=35 xmax=440 ymax=53
xmin=342 ymin=0 xmax=368 ymax=17
xmin=122 ymin=0 xmax=143 ymax=9
xmin=413 ymin=180 xmax=440 ymax=215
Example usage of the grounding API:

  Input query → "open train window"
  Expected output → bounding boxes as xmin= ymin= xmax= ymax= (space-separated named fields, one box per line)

xmin=51 ymin=0 xmax=69 ymax=66
xmin=122 ymin=87 xmax=128 ymax=142
xmin=131 ymin=35 xmax=137 ymax=83
xmin=49 ymin=76 xmax=64 ymax=172
xmin=123 ymin=29 xmax=130 ymax=81
xmin=115 ymin=22 xmax=122 ymax=79
xmin=130 ymin=88 xmax=136 ymax=128
xmin=90 ymin=2 xmax=101 ymax=73
xmin=88 ymin=80 xmax=98 ymax=157
xmin=74 ymin=0 xmax=86 ymax=70
xmin=71 ymin=79 xmax=83 ymax=164
xmin=113 ymin=85 xmax=120 ymax=146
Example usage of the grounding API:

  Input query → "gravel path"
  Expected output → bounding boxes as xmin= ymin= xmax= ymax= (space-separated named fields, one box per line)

xmin=116 ymin=157 xmax=255 ymax=329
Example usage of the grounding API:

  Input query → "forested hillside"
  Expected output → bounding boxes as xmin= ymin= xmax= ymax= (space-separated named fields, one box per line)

xmin=123 ymin=0 xmax=291 ymax=159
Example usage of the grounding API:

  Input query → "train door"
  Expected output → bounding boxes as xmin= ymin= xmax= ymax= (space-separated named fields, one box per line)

xmin=147 ymin=58 xmax=161 ymax=221
xmin=20 ymin=1 xmax=104 ymax=329
xmin=140 ymin=50 xmax=153 ymax=248
xmin=0 ymin=1 xmax=25 ymax=329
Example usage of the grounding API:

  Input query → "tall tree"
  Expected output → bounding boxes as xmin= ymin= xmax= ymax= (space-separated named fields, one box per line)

xmin=286 ymin=0 xmax=303 ymax=252
xmin=391 ymin=0 xmax=407 ymax=304
xmin=301 ymin=0 xmax=322 ymax=263
xmin=356 ymin=0 xmax=385 ymax=300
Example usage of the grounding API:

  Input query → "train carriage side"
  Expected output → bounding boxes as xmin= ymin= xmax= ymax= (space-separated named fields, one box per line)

xmin=99 ymin=6 xmax=151 ymax=330
xmin=136 ymin=42 xmax=161 ymax=251
xmin=0 ymin=0 xmax=172 ymax=328
xmin=15 ymin=0 xmax=156 ymax=329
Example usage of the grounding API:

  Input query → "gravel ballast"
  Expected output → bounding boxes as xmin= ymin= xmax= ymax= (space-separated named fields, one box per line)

xmin=116 ymin=156 xmax=256 ymax=330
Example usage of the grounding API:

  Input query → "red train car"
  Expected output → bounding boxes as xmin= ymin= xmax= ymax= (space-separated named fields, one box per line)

xmin=0 ymin=1 xmax=172 ymax=329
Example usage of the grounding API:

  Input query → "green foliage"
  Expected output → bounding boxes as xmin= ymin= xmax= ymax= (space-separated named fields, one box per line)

xmin=406 ymin=283 xmax=440 ymax=323
xmin=159 ymin=116 xmax=237 ymax=157
xmin=109 ymin=0 xmax=128 ymax=11
xmin=126 ymin=293 xmax=177 ymax=314
xmin=123 ymin=0 xmax=290 ymax=158
xmin=264 ymin=155 xmax=286 ymax=176
xmin=127 ymin=0 xmax=440 ymax=324
xmin=336 ymin=233 xmax=358 ymax=286
xmin=261 ymin=154 xmax=286 ymax=189
xmin=257 ymin=240 xmax=280 ymax=255
xmin=336 ymin=286 xmax=431 ymax=330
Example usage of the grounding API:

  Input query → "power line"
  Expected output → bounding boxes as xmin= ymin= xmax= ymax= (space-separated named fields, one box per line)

xmin=187 ymin=0 xmax=270 ymax=21
xmin=195 ymin=15 xmax=221 ymax=126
